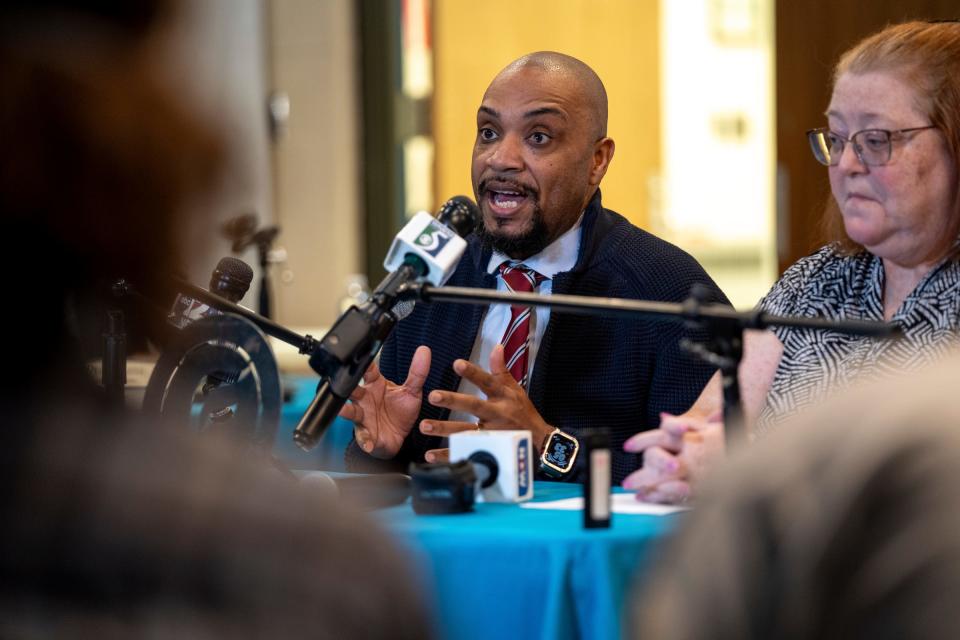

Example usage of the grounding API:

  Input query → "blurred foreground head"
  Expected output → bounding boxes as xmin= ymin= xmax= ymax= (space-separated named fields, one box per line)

xmin=0 ymin=3 xmax=433 ymax=638
xmin=0 ymin=0 xmax=222 ymax=380
xmin=632 ymin=348 xmax=960 ymax=639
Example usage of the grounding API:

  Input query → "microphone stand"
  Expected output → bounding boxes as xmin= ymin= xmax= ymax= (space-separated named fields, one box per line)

xmin=397 ymin=282 xmax=899 ymax=443
xmin=101 ymin=308 xmax=127 ymax=407
xmin=167 ymin=279 xmax=319 ymax=355
xmin=253 ymin=229 xmax=279 ymax=319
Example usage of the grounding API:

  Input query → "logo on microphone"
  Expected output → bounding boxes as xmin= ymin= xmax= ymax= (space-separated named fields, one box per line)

xmin=517 ymin=438 xmax=529 ymax=497
xmin=414 ymin=221 xmax=453 ymax=257
xmin=168 ymin=294 xmax=220 ymax=329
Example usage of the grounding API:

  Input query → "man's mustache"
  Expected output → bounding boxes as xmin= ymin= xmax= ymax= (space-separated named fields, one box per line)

xmin=478 ymin=177 xmax=538 ymax=199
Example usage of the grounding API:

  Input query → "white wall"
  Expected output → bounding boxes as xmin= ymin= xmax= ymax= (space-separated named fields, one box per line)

xmin=268 ymin=0 xmax=363 ymax=329
xmin=155 ymin=0 xmax=362 ymax=330
xmin=159 ymin=0 xmax=275 ymax=303
xmin=658 ymin=0 xmax=777 ymax=308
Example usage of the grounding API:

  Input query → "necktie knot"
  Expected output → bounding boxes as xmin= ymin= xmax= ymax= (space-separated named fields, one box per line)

xmin=498 ymin=262 xmax=546 ymax=293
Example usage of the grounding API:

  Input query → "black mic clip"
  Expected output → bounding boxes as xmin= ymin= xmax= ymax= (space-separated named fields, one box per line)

xmin=293 ymin=257 xmax=429 ymax=452
xmin=408 ymin=451 xmax=499 ymax=515
xmin=292 ymin=302 xmax=396 ymax=452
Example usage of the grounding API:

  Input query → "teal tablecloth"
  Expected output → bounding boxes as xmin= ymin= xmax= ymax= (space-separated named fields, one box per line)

xmin=378 ymin=482 xmax=681 ymax=640
xmin=278 ymin=375 xmax=680 ymax=638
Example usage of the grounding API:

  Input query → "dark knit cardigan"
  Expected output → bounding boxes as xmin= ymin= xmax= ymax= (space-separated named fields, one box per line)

xmin=345 ymin=191 xmax=730 ymax=483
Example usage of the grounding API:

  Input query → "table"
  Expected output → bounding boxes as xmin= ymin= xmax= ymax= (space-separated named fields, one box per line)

xmin=378 ymin=482 xmax=681 ymax=640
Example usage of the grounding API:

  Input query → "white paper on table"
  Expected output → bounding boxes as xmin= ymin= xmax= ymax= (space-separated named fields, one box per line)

xmin=520 ymin=493 xmax=688 ymax=516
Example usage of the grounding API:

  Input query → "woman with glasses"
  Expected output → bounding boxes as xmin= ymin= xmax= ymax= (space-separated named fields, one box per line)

xmin=623 ymin=20 xmax=960 ymax=504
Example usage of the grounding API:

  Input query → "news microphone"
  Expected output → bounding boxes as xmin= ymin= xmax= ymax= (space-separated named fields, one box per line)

xmin=209 ymin=256 xmax=254 ymax=303
xmin=173 ymin=257 xmax=255 ymax=420
xmin=449 ymin=430 xmax=533 ymax=503
xmin=168 ymin=257 xmax=254 ymax=329
xmin=382 ymin=195 xmax=478 ymax=286
xmin=408 ymin=430 xmax=533 ymax=514
xmin=293 ymin=196 xmax=480 ymax=452
xmin=386 ymin=196 xmax=478 ymax=320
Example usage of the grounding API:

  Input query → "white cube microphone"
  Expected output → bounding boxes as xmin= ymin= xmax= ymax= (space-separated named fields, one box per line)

xmin=449 ymin=430 xmax=534 ymax=503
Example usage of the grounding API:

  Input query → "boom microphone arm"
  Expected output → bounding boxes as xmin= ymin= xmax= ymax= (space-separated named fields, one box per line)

xmin=396 ymin=282 xmax=899 ymax=442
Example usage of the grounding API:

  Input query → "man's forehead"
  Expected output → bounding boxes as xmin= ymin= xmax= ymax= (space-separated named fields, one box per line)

xmin=479 ymin=69 xmax=584 ymax=119
xmin=477 ymin=103 xmax=569 ymax=122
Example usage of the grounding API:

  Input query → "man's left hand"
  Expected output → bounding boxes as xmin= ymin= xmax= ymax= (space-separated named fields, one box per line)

xmin=418 ymin=344 xmax=552 ymax=462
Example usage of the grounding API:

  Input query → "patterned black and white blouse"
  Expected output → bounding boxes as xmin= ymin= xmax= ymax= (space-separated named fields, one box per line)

xmin=755 ymin=244 xmax=960 ymax=435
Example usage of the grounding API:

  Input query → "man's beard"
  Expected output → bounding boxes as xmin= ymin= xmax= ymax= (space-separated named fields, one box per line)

xmin=477 ymin=202 xmax=550 ymax=259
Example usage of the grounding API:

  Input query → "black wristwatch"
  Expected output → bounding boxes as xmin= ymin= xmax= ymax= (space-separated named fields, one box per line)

xmin=539 ymin=428 xmax=579 ymax=479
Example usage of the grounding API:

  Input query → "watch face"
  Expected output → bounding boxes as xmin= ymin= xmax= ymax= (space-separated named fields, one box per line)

xmin=544 ymin=433 xmax=578 ymax=470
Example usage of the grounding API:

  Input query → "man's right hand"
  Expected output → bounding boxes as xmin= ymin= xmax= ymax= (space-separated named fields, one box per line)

xmin=339 ymin=345 xmax=431 ymax=460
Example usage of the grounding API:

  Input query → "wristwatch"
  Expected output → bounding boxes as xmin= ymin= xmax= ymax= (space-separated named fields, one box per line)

xmin=539 ymin=428 xmax=579 ymax=479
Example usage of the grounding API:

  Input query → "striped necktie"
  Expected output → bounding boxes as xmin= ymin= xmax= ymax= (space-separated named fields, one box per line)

xmin=498 ymin=262 xmax=547 ymax=387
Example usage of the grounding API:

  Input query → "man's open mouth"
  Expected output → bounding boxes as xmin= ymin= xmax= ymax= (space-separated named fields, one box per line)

xmin=488 ymin=189 xmax=527 ymax=211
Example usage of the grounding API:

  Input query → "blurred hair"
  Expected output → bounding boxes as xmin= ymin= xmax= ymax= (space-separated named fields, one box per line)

xmin=632 ymin=349 xmax=960 ymax=639
xmin=0 ymin=27 xmax=222 ymax=300
xmin=0 ymin=0 xmax=171 ymax=40
xmin=0 ymin=5 xmax=434 ymax=638
xmin=0 ymin=5 xmax=223 ymax=374
xmin=822 ymin=20 xmax=960 ymax=259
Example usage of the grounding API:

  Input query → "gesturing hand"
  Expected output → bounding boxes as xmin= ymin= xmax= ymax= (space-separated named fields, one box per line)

xmin=417 ymin=344 xmax=553 ymax=462
xmin=339 ymin=345 xmax=431 ymax=460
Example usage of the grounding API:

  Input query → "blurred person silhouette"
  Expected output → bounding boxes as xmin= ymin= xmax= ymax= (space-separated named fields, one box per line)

xmin=0 ymin=1 xmax=432 ymax=638
xmin=630 ymin=349 xmax=960 ymax=639
xmin=624 ymin=20 xmax=960 ymax=504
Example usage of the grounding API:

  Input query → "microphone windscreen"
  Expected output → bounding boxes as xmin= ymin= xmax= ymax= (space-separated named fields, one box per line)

xmin=390 ymin=299 xmax=416 ymax=321
xmin=437 ymin=195 xmax=480 ymax=238
xmin=210 ymin=256 xmax=254 ymax=303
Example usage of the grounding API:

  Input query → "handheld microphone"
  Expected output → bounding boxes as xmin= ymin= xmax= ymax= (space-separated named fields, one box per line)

xmin=172 ymin=257 xmax=255 ymax=420
xmin=408 ymin=430 xmax=533 ymax=514
xmin=382 ymin=195 xmax=477 ymax=286
xmin=168 ymin=257 xmax=253 ymax=328
xmin=386 ymin=195 xmax=478 ymax=320
xmin=449 ymin=430 xmax=533 ymax=503
xmin=293 ymin=196 xmax=480 ymax=452
xmin=209 ymin=256 xmax=254 ymax=303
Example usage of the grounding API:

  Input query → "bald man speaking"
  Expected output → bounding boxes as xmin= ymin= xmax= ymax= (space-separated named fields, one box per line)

xmin=342 ymin=52 xmax=729 ymax=483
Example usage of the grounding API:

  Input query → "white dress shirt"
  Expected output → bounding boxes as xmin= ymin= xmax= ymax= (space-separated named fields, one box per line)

xmin=448 ymin=215 xmax=583 ymax=424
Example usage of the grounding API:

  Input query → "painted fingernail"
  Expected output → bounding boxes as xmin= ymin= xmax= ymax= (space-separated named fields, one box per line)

xmin=421 ymin=422 xmax=433 ymax=433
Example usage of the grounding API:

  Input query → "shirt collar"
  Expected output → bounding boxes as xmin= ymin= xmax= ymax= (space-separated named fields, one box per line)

xmin=485 ymin=213 xmax=584 ymax=279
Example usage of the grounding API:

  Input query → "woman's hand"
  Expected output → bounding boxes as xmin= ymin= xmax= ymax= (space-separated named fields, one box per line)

xmin=621 ymin=411 xmax=725 ymax=504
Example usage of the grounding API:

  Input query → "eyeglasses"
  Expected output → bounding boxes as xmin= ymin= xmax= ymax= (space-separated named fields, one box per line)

xmin=806 ymin=126 xmax=937 ymax=166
